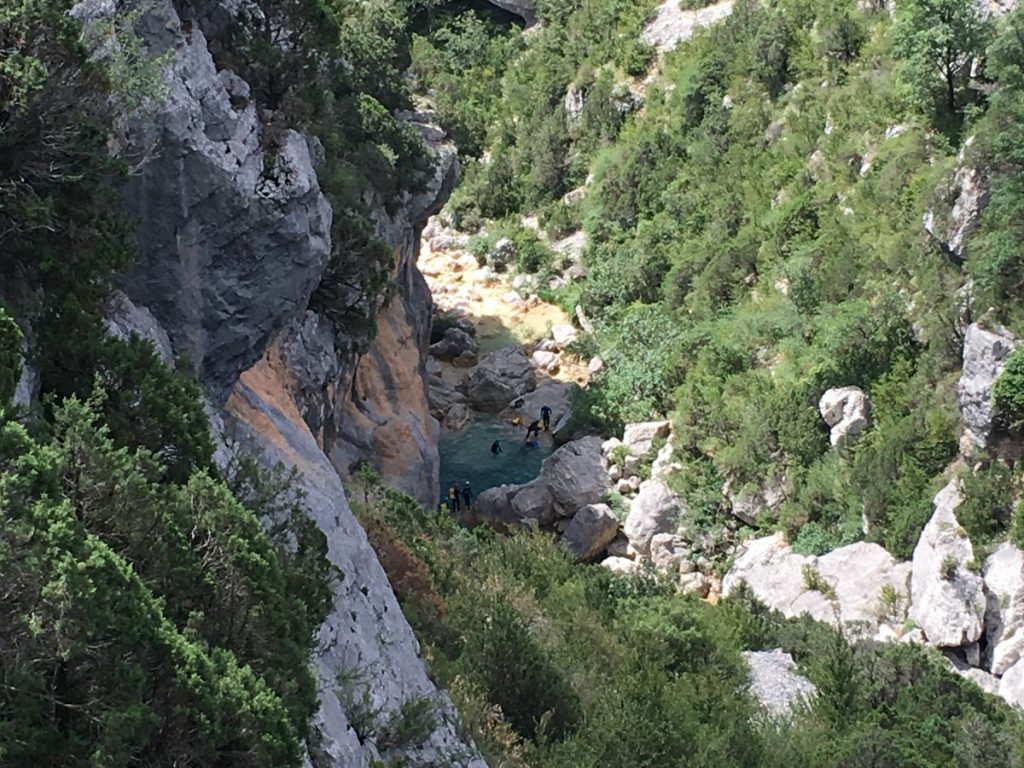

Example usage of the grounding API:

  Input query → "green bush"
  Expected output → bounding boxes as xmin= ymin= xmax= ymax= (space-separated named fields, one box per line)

xmin=994 ymin=347 xmax=1024 ymax=433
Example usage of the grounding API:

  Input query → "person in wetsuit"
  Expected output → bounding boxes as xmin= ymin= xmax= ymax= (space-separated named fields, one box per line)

xmin=541 ymin=404 xmax=552 ymax=431
xmin=491 ymin=439 xmax=502 ymax=455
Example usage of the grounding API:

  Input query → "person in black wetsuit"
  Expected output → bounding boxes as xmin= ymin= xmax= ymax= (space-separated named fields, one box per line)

xmin=491 ymin=439 xmax=502 ymax=455
xmin=541 ymin=404 xmax=552 ymax=431
xmin=462 ymin=481 xmax=473 ymax=508
xmin=525 ymin=419 xmax=541 ymax=442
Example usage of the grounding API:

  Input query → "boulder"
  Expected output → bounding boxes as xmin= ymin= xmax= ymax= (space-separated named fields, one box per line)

xmin=650 ymin=533 xmax=688 ymax=571
xmin=606 ymin=534 xmax=632 ymax=558
xmin=551 ymin=324 xmax=578 ymax=348
xmin=817 ymin=542 xmax=911 ymax=631
xmin=678 ymin=570 xmax=712 ymax=598
xmin=562 ymin=504 xmax=620 ymax=561
xmin=651 ymin=442 xmax=682 ymax=481
xmin=958 ymin=323 xmax=1016 ymax=451
xmin=622 ymin=420 xmax=672 ymax=457
xmin=742 ymin=649 xmax=817 ymax=720
xmin=498 ymin=379 xmax=577 ymax=440
xmin=464 ymin=347 xmax=537 ymax=412
xmin=540 ymin=436 xmax=611 ymax=516
xmin=623 ymin=479 xmax=685 ymax=557
xmin=722 ymin=534 xmax=835 ymax=626
xmin=984 ymin=542 xmax=1024 ymax=675
xmin=1001 ymin=657 xmax=1024 ymax=708
xmin=723 ymin=475 xmax=786 ymax=526
xmin=531 ymin=350 xmax=560 ymax=373
xmin=443 ymin=403 xmax=472 ymax=431
xmin=429 ymin=326 xmax=479 ymax=363
xmin=509 ymin=480 xmax=556 ymax=528
xmin=602 ymin=556 xmax=639 ymax=575
xmin=819 ymin=387 xmax=870 ymax=448
xmin=427 ymin=377 xmax=467 ymax=420
xmin=909 ymin=480 xmax=986 ymax=647
xmin=467 ymin=485 xmax=518 ymax=530
xmin=723 ymin=536 xmax=910 ymax=635
xmin=588 ymin=356 xmax=604 ymax=375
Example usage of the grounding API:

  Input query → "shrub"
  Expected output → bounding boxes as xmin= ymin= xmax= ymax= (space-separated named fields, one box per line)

xmin=994 ymin=347 xmax=1024 ymax=433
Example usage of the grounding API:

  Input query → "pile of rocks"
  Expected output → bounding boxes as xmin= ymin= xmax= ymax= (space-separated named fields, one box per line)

xmin=722 ymin=477 xmax=1024 ymax=710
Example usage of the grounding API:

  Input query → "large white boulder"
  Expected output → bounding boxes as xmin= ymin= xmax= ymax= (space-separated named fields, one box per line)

xmin=958 ymin=323 xmax=1016 ymax=451
xmin=562 ymin=504 xmax=620 ymax=562
xmin=984 ymin=542 xmax=1024 ymax=675
xmin=623 ymin=479 xmax=686 ymax=557
xmin=819 ymin=386 xmax=871 ymax=448
xmin=1000 ymin=657 xmax=1024 ymax=708
xmin=909 ymin=480 xmax=986 ymax=647
xmin=743 ymin=649 xmax=817 ymax=720
xmin=723 ymin=535 xmax=910 ymax=635
xmin=622 ymin=420 xmax=672 ymax=457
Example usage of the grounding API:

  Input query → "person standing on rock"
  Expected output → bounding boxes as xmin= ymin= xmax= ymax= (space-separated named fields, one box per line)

xmin=525 ymin=419 xmax=541 ymax=442
xmin=448 ymin=482 xmax=461 ymax=513
xmin=462 ymin=481 xmax=473 ymax=509
xmin=541 ymin=404 xmax=552 ymax=431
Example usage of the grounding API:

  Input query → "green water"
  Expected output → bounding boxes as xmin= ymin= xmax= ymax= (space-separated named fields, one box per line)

xmin=438 ymin=417 xmax=554 ymax=503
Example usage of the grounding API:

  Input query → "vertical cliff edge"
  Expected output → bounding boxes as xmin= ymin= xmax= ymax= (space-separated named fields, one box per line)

xmin=65 ymin=0 xmax=476 ymax=764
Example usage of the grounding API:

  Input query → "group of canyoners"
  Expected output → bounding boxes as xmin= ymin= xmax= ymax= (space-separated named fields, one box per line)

xmin=440 ymin=404 xmax=553 ymax=513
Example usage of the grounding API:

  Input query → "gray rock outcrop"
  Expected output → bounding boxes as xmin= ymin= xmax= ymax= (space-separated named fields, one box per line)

xmin=909 ymin=480 xmax=986 ymax=647
xmin=562 ymin=504 xmax=620 ymax=561
xmin=464 ymin=347 xmax=537 ymax=412
xmin=540 ymin=436 xmax=611 ymax=516
xmin=819 ymin=386 xmax=870 ymax=448
xmin=623 ymin=479 xmax=685 ymax=557
xmin=984 ymin=542 xmax=1024 ymax=675
xmin=923 ymin=140 xmax=989 ymax=264
xmin=743 ymin=649 xmax=816 ymax=720
xmin=118 ymin=7 xmax=332 ymax=402
xmin=958 ymin=323 xmax=1016 ymax=451
xmin=103 ymin=290 xmax=175 ymax=365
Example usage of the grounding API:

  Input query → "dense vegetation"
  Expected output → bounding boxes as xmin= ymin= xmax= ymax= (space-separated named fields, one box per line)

xmin=353 ymin=471 xmax=1024 ymax=768
xmin=413 ymin=0 xmax=1024 ymax=560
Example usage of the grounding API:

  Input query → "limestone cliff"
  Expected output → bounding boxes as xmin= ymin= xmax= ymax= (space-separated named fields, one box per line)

xmin=67 ymin=0 xmax=479 ymax=764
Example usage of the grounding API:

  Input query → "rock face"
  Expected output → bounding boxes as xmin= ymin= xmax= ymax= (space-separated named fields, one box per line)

xmin=226 ymin=362 xmax=483 ymax=768
xmin=117 ymin=6 xmax=332 ymax=402
xmin=909 ymin=480 xmax=986 ymax=647
xmin=923 ymin=141 xmax=989 ymax=264
xmin=743 ymin=649 xmax=816 ymax=720
xmin=79 ymin=2 xmax=483 ymax=762
xmin=540 ymin=436 xmax=611 ymax=516
xmin=984 ymin=543 xmax=1024 ymax=675
xmin=464 ymin=347 xmax=537 ymax=412
xmin=723 ymin=535 xmax=910 ymax=636
xmin=623 ymin=479 xmax=685 ymax=557
xmin=819 ymin=386 xmax=870 ymax=448
xmin=484 ymin=0 xmax=536 ymax=24
xmin=958 ymin=323 xmax=1016 ymax=451
xmin=562 ymin=504 xmax=619 ymax=561
xmin=642 ymin=0 xmax=734 ymax=54
xmin=103 ymin=290 xmax=175 ymax=365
